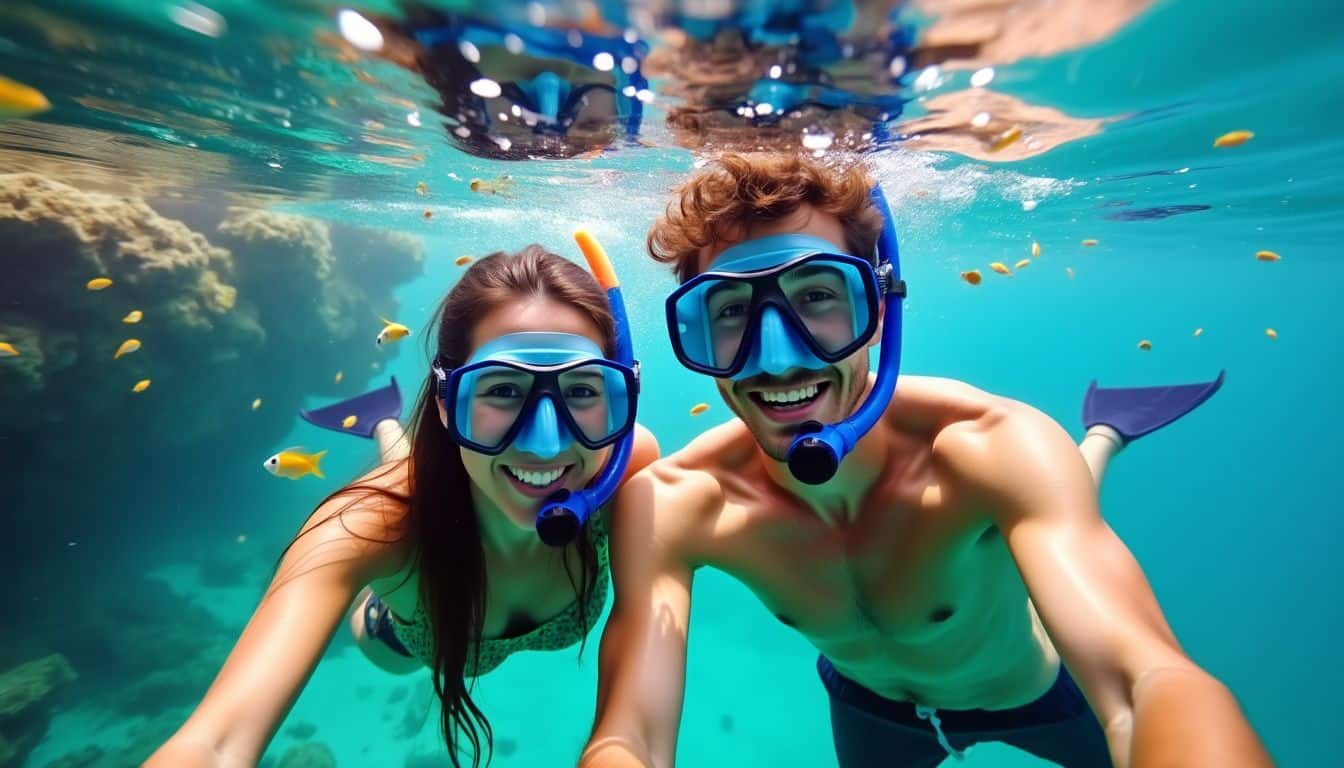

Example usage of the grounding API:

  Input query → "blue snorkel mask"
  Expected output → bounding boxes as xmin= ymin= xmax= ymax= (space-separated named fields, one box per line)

xmin=665 ymin=185 xmax=906 ymax=484
xmin=409 ymin=13 xmax=648 ymax=154
xmin=433 ymin=232 xmax=639 ymax=545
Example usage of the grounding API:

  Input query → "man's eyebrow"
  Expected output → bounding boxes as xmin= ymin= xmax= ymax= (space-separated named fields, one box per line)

xmin=705 ymin=280 xmax=748 ymax=303
xmin=789 ymin=264 xmax=847 ymax=281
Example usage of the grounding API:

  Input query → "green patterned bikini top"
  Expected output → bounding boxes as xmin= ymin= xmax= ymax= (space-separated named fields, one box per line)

xmin=389 ymin=513 xmax=610 ymax=677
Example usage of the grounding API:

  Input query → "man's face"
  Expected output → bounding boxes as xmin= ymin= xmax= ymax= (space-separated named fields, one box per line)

xmin=695 ymin=204 xmax=876 ymax=462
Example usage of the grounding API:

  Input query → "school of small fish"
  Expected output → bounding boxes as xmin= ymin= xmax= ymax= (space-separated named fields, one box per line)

xmin=0 ymin=116 xmax=1288 ymax=485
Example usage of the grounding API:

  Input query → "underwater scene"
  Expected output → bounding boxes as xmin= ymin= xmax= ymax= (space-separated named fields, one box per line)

xmin=1 ymin=0 xmax=1341 ymax=766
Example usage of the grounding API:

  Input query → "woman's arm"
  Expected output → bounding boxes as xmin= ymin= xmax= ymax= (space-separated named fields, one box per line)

xmin=146 ymin=474 xmax=412 ymax=767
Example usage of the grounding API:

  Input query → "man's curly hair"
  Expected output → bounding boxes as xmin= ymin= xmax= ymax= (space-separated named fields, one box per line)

xmin=648 ymin=153 xmax=885 ymax=283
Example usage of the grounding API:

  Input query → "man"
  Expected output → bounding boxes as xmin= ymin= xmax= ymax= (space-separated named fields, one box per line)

xmin=579 ymin=153 xmax=1271 ymax=767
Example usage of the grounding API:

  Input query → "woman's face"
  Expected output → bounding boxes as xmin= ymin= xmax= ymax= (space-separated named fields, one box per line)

xmin=441 ymin=295 xmax=613 ymax=532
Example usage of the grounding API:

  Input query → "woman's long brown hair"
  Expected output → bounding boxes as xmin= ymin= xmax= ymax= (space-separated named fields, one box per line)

xmin=284 ymin=244 xmax=617 ymax=767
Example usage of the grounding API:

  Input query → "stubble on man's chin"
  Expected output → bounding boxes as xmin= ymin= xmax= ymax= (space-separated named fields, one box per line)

xmin=718 ymin=390 xmax=789 ymax=463
xmin=746 ymin=413 xmax=799 ymax=464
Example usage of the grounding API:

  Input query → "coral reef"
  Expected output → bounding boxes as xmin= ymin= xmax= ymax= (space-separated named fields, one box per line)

xmin=0 ymin=172 xmax=425 ymax=765
xmin=0 ymin=172 xmax=423 ymax=564
xmin=0 ymin=655 xmax=77 ymax=767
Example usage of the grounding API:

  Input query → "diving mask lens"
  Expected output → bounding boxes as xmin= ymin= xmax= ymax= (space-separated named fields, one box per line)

xmin=669 ymin=253 xmax=878 ymax=377
xmin=451 ymin=359 xmax=634 ymax=453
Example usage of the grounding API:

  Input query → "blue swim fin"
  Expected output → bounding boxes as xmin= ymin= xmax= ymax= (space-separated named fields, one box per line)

xmin=1082 ymin=369 xmax=1225 ymax=443
xmin=299 ymin=378 xmax=402 ymax=439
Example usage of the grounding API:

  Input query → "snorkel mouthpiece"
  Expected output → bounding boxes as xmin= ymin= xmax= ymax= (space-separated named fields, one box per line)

xmin=536 ymin=489 xmax=581 ymax=546
xmin=784 ymin=184 xmax=905 ymax=485
xmin=788 ymin=420 xmax=842 ymax=485
xmin=535 ymin=230 xmax=637 ymax=545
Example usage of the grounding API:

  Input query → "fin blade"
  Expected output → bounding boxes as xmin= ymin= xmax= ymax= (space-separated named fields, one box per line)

xmin=299 ymin=378 xmax=403 ymax=439
xmin=1082 ymin=369 xmax=1226 ymax=442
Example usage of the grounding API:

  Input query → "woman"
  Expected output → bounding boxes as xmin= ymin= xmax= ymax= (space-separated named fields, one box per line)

xmin=148 ymin=242 xmax=659 ymax=767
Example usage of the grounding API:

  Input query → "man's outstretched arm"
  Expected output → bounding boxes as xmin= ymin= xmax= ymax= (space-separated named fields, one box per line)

xmin=580 ymin=465 xmax=705 ymax=768
xmin=936 ymin=403 xmax=1273 ymax=768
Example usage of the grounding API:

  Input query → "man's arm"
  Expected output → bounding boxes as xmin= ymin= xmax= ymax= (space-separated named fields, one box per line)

xmin=580 ymin=464 xmax=708 ymax=768
xmin=936 ymin=404 xmax=1272 ymax=768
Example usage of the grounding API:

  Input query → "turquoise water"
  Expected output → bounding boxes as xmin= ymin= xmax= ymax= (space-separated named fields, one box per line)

xmin=1 ymin=0 xmax=1341 ymax=766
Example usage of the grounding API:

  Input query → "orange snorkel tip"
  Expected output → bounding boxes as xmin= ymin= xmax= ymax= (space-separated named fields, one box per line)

xmin=574 ymin=229 xmax=619 ymax=289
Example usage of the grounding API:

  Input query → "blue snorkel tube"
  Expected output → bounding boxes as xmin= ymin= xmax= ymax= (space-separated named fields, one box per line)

xmin=786 ymin=185 xmax=905 ymax=485
xmin=535 ymin=231 xmax=638 ymax=546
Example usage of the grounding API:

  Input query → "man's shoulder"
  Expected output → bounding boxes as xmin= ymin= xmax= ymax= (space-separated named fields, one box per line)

xmin=892 ymin=374 xmax=1007 ymax=412
xmin=904 ymin=376 xmax=1076 ymax=503
xmin=884 ymin=374 xmax=1016 ymax=440
xmin=651 ymin=416 xmax=757 ymax=480
xmin=628 ymin=443 xmax=731 ymax=513
xmin=612 ymin=420 xmax=754 ymax=545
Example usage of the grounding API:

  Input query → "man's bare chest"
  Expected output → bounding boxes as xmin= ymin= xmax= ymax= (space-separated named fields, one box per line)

xmin=704 ymin=490 xmax=1013 ymax=650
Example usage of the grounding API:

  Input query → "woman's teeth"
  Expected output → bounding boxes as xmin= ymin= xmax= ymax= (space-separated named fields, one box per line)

xmin=505 ymin=466 xmax=565 ymax=488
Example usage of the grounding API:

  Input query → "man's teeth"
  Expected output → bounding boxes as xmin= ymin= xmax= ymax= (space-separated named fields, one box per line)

xmin=506 ymin=466 xmax=565 ymax=487
xmin=759 ymin=383 xmax=820 ymax=404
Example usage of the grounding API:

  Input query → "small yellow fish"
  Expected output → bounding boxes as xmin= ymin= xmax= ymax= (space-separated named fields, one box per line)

xmin=423 ymin=209 xmax=434 ymax=220
xmin=252 ymin=397 xmax=262 ymax=411
xmin=1256 ymin=250 xmax=1281 ymax=262
xmin=114 ymin=339 xmax=141 ymax=359
xmin=122 ymin=310 xmax=143 ymax=324
xmin=0 ymin=75 xmax=51 ymax=120
xmin=376 ymin=317 xmax=411 ymax=347
xmin=342 ymin=414 xmax=358 ymax=429
xmin=1031 ymin=242 xmax=1041 ymax=258
xmin=1265 ymin=328 xmax=1277 ymax=340
xmin=1066 ymin=267 xmax=1075 ymax=279
xmin=87 ymin=277 xmax=113 ymax=291
xmin=0 ymin=342 xmax=18 ymax=357
xmin=455 ymin=255 xmax=473 ymax=266
xmin=1081 ymin=239 xmax=1099 ymax=247
xmin=961 ymin=270 xmax=982 ymax=285
xmin=132 ymin=379 xmax=151 ymax=393
xmin=334 ymin=370 xmax=344 ymax=383
xmin=1193 ymin=327 xmax=1204 ymax=337
xmin=989 ymin=262 xmax=1012 ymax=275
xmin=689 ymin=403 xmax=710 ymax=416
xmin=416 ymin=181 xmax=429 ymax=196
xmin=1138 ymin=340 xmax=1152 ymax=351
xmin=263 ymin=447 xmax=328 ymax=479
xmin=1214 ymin=130 xmax=1254 ymax=148
xmin=989 ymin=125 xmax=1023 ymax=152
xmin=1015 ymin=259 xmax=1031 ymax=269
